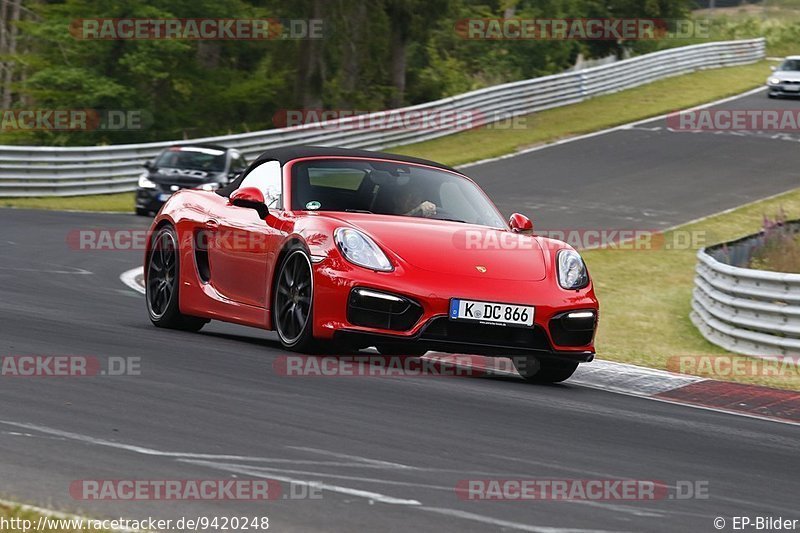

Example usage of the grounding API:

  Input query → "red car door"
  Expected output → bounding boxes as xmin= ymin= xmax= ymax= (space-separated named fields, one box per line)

xmin=205 ymin=203 xmax=280 ymax=309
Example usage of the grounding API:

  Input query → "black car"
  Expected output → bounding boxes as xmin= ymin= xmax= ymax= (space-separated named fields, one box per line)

xmin=135 ymin=144 xmax=248 ymax=216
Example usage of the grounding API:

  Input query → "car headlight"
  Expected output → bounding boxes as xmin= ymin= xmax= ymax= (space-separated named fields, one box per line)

xmin=198 ymin=183 xmax=221 ymax=191
xmin=557 ymin=249 xmax=589 ymax=290
xmin=334 ymin=228 xmax=393 ymax=272
xmin=138 ymin=173 xmax=157 ymax=189
xmin=769 ymin=78 xmax=781 ymax=85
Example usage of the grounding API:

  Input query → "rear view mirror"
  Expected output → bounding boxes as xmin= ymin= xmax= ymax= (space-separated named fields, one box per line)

xmin=509 ymin=213 xmax=534 ymax=234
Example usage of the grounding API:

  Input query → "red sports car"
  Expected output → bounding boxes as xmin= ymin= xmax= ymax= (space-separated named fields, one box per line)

xmin=144 ymin=146 xmax=598 ymax=383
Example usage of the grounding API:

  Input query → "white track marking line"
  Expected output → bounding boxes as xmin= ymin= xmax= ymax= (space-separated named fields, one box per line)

xmin=286 ymin=446 xmax=417 ymax=470
xmin=459 ymin=86 xmax=766 ymax=170
xmin=660 ymin=186 xmax=800 ymax=234
xmin=182 ymin=461 xmax=674 ymax=520
xmin=184 ymin=459 xmax=454 ymax=493
xmin=181 ymin=460 xmax=538 ymax=491
xmin=0 ymin=419 xmax=286 ymax=461
xmin=0 ymin=266 xmax=92 ymax=275
xmin=188 ymin=460 xmax=635 ymax=531
xmin=0 ymin=420 xmax=422 ymax=506
xmin=120 ymin=267 xmax=145 ymax=294
xmin=179 ymin=460 xmax=421 ymax=506
xmin=180 ymin=461 xmax=679 ymax=520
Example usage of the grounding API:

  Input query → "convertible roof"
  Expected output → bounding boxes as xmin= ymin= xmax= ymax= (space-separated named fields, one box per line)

xmin=251 ymin=145 xmax=458 ymax=173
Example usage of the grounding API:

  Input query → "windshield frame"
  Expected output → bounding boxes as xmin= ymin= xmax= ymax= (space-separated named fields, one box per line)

xmin=284 ymin=156 xmax=509 ymax=230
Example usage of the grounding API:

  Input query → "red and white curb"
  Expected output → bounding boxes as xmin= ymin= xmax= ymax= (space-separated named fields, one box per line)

xmin=122 ymin=267 xmax=800 ymax=426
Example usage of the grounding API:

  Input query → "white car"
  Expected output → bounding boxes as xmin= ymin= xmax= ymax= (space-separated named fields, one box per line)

xmin=767 ymin=56 xmax=800 ymax=98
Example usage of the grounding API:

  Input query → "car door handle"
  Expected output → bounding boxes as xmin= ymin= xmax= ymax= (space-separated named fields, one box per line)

xmin=205 ymin=219 xmax=219 ymax=229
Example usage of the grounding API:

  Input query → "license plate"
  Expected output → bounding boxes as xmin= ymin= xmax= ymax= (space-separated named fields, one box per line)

xmin=158 ymin=193 xmax=172 ymax=202
xmin=449 ymin=299 xmax=534 ymax=327
xmin=784 ymin=85 xmax=800 ymax=92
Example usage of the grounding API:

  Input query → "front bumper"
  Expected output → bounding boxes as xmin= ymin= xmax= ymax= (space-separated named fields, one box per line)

xmin=334 ymin=321 xmax=595 ymax=363
xmin=135 ymin=188 xmax=169 ymax=214
xmin=767 ymin=83 xmax=800 ymax=96
xmin=312 ymin=256 xmax=598 ymax=362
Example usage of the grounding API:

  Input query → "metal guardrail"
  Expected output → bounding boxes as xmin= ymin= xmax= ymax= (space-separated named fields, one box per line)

xmin=691 ymin=223 xmax=800 ymax=357
xmin=0 ymin=38 xmax=765 ymax=197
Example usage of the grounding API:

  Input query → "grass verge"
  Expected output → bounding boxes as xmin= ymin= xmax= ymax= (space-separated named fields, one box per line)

xmin=391 ymin=60 xmax=772 ymax=167
xmin=0 ymin=504 xmax=108 ymax=532
xmin=584 ymin=188 xmax=800 ymax=391
xmin=0 ymin=60 xmax=773 ymax=213
xmin=0 ymin=192 xmax=135 ymax=213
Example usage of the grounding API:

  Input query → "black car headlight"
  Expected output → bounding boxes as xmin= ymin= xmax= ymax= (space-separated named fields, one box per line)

xmin=557 ymin=249 xmax=589 ymax=290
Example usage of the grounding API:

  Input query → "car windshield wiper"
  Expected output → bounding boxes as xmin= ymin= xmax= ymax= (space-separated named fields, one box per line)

xmin=345 ymin=209 xmax=373 ymax=213
xmin=434 ymin=217 xmax=468 ymax=224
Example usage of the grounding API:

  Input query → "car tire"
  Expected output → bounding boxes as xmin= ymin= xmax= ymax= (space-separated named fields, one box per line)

xmin=146 ymin=225 xmax=208 ymax=332
xmin=136 ymin=207 xmax=151 ymax=216
xmin=273 ymin=247 xmax=318 ymax=353
xmin=512 ymin=356 xmax=578 ymax=384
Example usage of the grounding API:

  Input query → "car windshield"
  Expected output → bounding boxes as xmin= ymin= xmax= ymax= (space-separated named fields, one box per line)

xmin=291 ymin=159 xmax=507 ymax=229
xmin=779 ymin=59 xmax=800 ymax=71
xmin=155 ymin=147 xmax=227 ymax=172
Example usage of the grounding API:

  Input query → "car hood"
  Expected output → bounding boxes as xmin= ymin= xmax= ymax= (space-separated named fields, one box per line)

xmin=328 ymin=214 xmax=548 ymax=281
xmin=772 ymin=71 xmax=800 ymax=82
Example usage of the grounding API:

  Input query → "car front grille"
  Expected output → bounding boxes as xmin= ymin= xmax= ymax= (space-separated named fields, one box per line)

xmin=347 ymin=288 xmax=423 ymax=332
xmin=420 ymin=317 xmax=552 ymax=353
xmin=548 ymin=311 xmax=596 ymax=347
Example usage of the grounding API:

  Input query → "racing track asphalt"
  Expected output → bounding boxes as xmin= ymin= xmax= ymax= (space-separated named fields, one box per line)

xmin=0 ymin=87 xmax=798 ymax=532
xmin=467 ymin=88 xmax=800 ymax=231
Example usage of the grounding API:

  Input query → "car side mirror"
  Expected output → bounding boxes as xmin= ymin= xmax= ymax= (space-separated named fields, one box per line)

xmin=230 ymin=187 xmax=268 ymax=218
xmin=143 ymin=161 xmax=154 ymax=170
xmin=509 ymin=213 xmax=533 ymax=234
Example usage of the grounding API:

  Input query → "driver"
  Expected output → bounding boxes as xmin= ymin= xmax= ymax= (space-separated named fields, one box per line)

xmin=396 ymin=184 xmax=437 ymax=218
